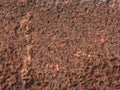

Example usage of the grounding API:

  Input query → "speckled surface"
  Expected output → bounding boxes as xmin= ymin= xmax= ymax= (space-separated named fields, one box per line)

xmin=0 ymin=0 xmax=120 ymax=90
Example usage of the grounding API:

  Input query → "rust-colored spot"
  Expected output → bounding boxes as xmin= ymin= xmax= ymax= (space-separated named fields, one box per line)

xmin=26 ymin=55 xmax=31 ymax=62
xmin=49 ymin=65 xmax=53 ymax=68
xmin=74 ymin=51 xmax=81 ymax=57
xmin=100 ymin=37 xmax=105 ymax=43
xmin=82 ymin=52 xmax=87 ymax=56
xmin=46 ymin=64 xmax=49 ymax=69
xmin=55 ymin=64 xmax=59 ymax=71
xmin=94 ymin=38 xmax=97 ymax=42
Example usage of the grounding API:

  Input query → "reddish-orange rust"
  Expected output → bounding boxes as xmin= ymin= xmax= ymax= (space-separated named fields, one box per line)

xmin=55 ymin=64 xmax=59 ymax=71
xmin=46 ymin=64 xmax=49 ymax=69
xmin=100 ymin=37 xmax=105 ymax=43
xmin=74 ymin=51 xmax=81 ymax=57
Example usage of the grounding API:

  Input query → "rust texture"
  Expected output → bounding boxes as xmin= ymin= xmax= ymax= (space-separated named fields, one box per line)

xmin=0 ymin=0 xmax=120 ymax=90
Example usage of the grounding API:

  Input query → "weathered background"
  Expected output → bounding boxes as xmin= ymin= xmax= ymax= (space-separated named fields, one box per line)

xmin=0 ymin=0 xmax=120 ymax=90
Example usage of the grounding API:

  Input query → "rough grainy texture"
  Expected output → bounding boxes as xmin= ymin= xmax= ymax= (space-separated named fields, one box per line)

xmin=0 ymin=0 xmax=120 ymax=90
